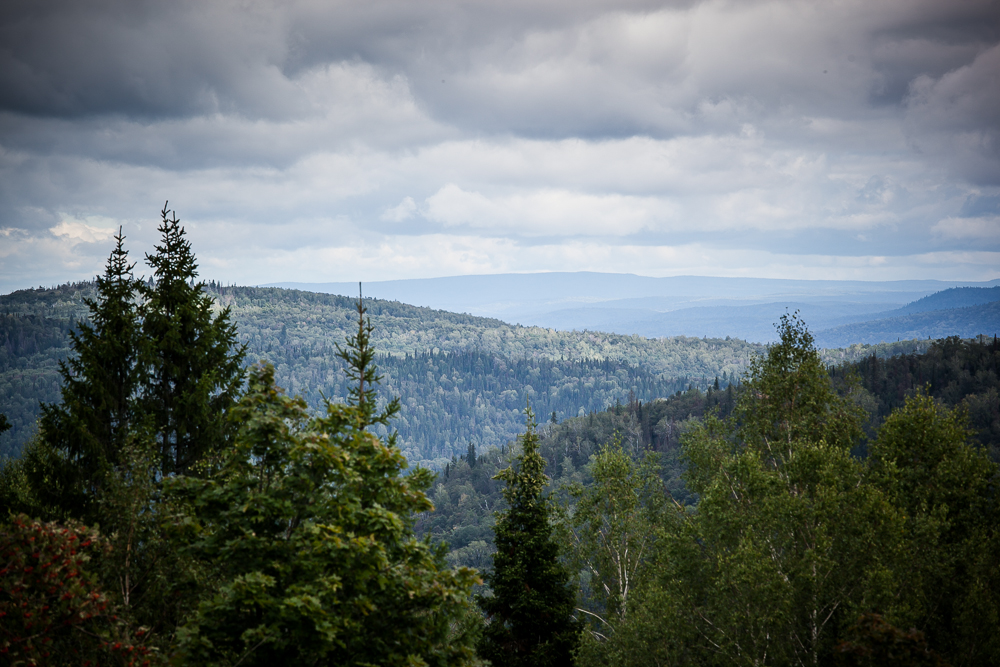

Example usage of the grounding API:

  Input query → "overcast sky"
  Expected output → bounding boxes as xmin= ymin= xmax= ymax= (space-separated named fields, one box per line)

xmin=1 ymin=0 xmax=998 ymax=293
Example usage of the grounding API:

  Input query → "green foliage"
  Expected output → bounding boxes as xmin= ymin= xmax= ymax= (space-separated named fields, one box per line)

xmin=2 ymin=211 xmax=249 ymax=657
xmin=3 ymin=279 xmax=943 ymax=466
xmin=35 ymin=228 xmax=144 ymax=521
xmin=477 ymin=408 xmax=581 ymax=667
xmin=566 ymin=437 xmax=669 ymax=623
xmin=6 ymin=257 xmax=1000 ymax=667
xmin=140 ymin=204 xmax=245 ymax=475
xmin=679 ymin=316 xmax=894 ymax=665
xmin=0 ymin=282 xmax=98 ymax=458
xmin=416 ymin=445 xmax=508 ymax=572
xmin=573 ymin=315 xmax=1000 ymax=667
xmin=168 ymin=302 xmax=479 ymax=666
xmin=0 ymin=514 xmax=155 ymax=666
xmin=832 ymin=334 xmax=1000 ymax=459
xmin=0 ymin=448 xmax=35 ymax=515
xmin=683 ymin=431 xmax=895 ymax=665
xmin=734 ymin=312 xmax=864 ymax=456
xmin=582 ymin=314 xmax=899 ymax=667
xmin=563 ymin=437 xmax=684 ymax=667
xmin=417 ymin=383 xmax=736 ymax=574
xmin=868 ymin=392 xmax=1000 ymax=664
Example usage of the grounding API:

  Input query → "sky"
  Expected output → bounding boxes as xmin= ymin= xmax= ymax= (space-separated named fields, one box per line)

xmin=1 ymin=0 xmax=999 ymax=294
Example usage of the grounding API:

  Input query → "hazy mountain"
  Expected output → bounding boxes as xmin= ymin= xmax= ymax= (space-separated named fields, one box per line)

xmin=267 ymin=273 xmax=1000 ymax=342
xmin=894 ymin=286 xmax=1000 ymax=316
xmin=814 ymin=301 xmax=1000 ymax=348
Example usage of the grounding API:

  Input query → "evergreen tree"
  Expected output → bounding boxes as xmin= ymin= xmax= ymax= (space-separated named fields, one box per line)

xmin=34 ymin=227 xmax=144 ymax=520
xmin=169 ymin=298 xmax=479 ymax=666
xmin=477 ymin=406 xmax=581 ymax=667
xmin=141 ymin=202 xmax=245 ymax=475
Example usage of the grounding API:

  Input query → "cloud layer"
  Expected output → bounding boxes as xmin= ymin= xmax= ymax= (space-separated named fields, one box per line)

xmin=1 ymin=0 xmax=998 ymax=291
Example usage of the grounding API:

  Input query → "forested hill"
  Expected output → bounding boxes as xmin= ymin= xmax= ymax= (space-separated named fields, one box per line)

xmin=424 ymin=335 xmax=1000 ymax=574
xmin=2 ymin=282 xmax=932 ymax=467
xmin=814 ymin=300 xmax=1000 ymax=348
xmin=896 ymin=285 xmax=1000 ymax=315
xmin=213 ymin=285 xmax=759 ymax=376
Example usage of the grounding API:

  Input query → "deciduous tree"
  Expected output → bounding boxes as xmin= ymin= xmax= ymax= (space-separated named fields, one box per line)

xmin=0 ymin=514 xmax=154 ymax=665
xmin=668 ymin=314 xmax=897 ymax=666
xmin=869 ymin=392 xmax=1000 ymax=664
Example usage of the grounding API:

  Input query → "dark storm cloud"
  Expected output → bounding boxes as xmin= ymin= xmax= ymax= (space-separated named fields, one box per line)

xmin=4 ymin=1 xmax=996 ymax=134
xmin=0 ymin=0 xmax=673 ymax=121
xmin=1 ymin=0 xmax=999 ymax=293
xmin=0 ymin=0 xmax=294 ymax=119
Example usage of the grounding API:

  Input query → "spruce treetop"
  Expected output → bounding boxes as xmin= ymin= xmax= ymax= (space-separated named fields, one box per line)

xmin=478 ymin=402 xmax=581 ymax=667
xmin=496 ymin=405 xmax=548 ymax=510
xmin=145 ymin=202 xmax=198 ymax=290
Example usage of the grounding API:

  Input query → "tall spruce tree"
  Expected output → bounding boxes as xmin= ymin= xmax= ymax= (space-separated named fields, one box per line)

xmin=35 ymin=227 xmax=144 ymax=520
xmin=141 ymin=202 xmax=245 ymax=475
xmin=477 ymin=406 xmax=581 ymax=667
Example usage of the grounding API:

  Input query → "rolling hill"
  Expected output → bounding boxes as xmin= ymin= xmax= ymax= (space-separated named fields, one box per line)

xmin=814 ymin=296 xmax=1000 ymax=348
xmin=1 ymin=282 xmax=930 ymax=468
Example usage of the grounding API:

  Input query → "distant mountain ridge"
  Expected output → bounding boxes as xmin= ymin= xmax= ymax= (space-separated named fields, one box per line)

xmin=895 ymin=286 xmax=1000 ymax=315
xmin=814 ymin=300 xmax=1000 ymax=348
xmin=266 ymin=273 xmax=1000 ymax=342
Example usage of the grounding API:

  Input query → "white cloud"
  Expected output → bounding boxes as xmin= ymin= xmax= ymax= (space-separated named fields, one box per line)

xmin=423 ymin=184 xmax=670 ymax=236
xmin=51 ymin=217 xmax=117 ymax=243
xmin=2 ymin=0 xmax=1000 ymax=294
xmin=382 ymin=196 xmax=418 ymax=222
xmin=905 ymin=43 xmax=1000 ymax=184
xmin=932 ymin=216 xmax=1000 ymax=241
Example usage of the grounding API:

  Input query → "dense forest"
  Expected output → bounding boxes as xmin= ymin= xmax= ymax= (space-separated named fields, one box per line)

xmin=1 ymin=281 xmax=931 ymax=467
xmin=420 ymin=325 xmax=1000 ymax=666
xmin=422 ymin=334 xmax=1000 ymax=573
xmin=2 ymin=215 xmax=998 ymax=666
xmin=831 ymin=334 xmax=1000 ymax=459
xmin=1 ymin=214 xmax=477 ymax=666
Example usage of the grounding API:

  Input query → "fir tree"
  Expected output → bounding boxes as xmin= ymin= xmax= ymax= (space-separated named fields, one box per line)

xmin=141 ymin=202 xmax=245 ymax=475
xmin=477 ymin=406 xmax=581 ymax=667
xmin=35 ymin=227 xmax=144 ymax=520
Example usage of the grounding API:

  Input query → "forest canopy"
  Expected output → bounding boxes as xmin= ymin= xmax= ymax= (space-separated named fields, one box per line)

xmin=1 ymin=280 xmax=932 ymax=467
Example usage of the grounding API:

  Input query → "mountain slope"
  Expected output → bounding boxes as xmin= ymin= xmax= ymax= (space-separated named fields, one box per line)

xmin=531 ymin=300 xmax=902 ymax=342
xmin=268 ymin=273 xmax=1000 ymax=340
xmin=0 ymin=283 xmax=933 ymax=466
xmin=894 ymin=286 xmax=1000 ymax=315
xmin=814 ymin=301 xmax=1000 ymax=348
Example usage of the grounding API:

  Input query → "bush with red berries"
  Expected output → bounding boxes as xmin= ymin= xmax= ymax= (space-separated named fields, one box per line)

xmin=0 ymin=514 xmax=155 ymax=666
